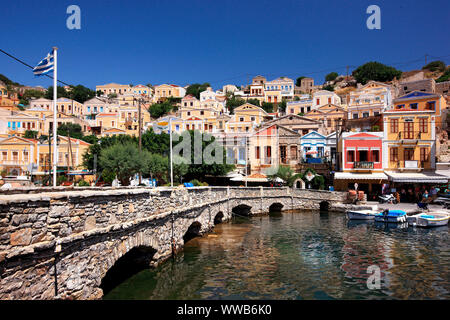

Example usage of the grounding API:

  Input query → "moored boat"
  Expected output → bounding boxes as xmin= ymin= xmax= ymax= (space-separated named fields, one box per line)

xmin=346 ymin=210 xmax=380 ymax=220
xmin=374 ymin=210 xmax=407 ymax=223
xmin=416 ymin=213 xmax=450 ymax=227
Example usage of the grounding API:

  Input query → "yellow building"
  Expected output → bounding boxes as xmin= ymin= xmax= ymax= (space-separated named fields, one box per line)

xmin=29 ymin=98 xmax=84 ymax=117
xmin=382 ymin=91 xmax=446 ymax=176
xmin=132 ymin=84 xmax=152 ymax=98
xmin=36 ymin=136 xmax=91 ymax=174
xmin=96 ymin=83 xmax=133 ymax=96
xmin=226 ymin=103 xmax=270 ymax=133
xmin=303 ymin=104 xmax=347 ymax=135
xmin=0 ymin=82 xmax=20 ymax=108
xmin=264 ymin=89 xmax=282 ymax=104
xmin=153 ymin=84 xmax=186 ymax=102
xmin=286 ymin=98 xmax=313 ymax=115
xmin=2 ymin=111 xmax=40 ymax=137
xmin=347 ymin=81 xmax=393 ymax=119
xmin=312 ymin=90 xmax=341 ymax=108
xmin=0 ymin=136 xmax=38 ymax=176
xmin=96 ymin=113 xmax=120 ymax=132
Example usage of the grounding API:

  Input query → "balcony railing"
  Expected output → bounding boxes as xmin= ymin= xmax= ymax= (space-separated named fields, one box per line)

xmin=353 ymin=161 xmax=374 ymax=169
xmin=398 ymin=131 xmax=421 ymax=140
xmin=1 ymin=160 xmax=29 ymax=165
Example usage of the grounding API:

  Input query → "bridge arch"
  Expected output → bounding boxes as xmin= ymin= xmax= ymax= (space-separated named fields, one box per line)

xmin=214 ymin=211 xmax=224 ymax=224
xmin=183 ymin=221 xmax=202 ymax=243
xmin=232 ymin=204 xmax=252 ymax=216
xmin=100 ymin=244 xmax=158 ymax=296
xmin=319 ymin=200 xmax=330 ymax=211
xmin=269 ymin=202 xmax=284 ymax=212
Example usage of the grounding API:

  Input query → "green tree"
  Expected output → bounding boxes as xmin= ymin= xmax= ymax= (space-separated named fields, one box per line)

xmin=352 ymin=61 xmax=402 ymax=84
xmin=99 ymin=143 xmax=144 ymax=186
xmin=296 ymin=76 xmax=306 ymax=87
xmin=247 ymin=98 xmax=261 ymax=106
xmin=96 ymin=90 xmax=104 ymax=96
xmin=261 ymin=102 xmax=274 ymax=113
xmin=226 ymin=96 xmax=246 ymax=113
xmin=142 ymin=128 xmax=170 ymax=154
xmin=68 ymin=85 xmax=96 ymax=103
xmin=83 ymin=134 xmax=137 ymax=172
xmin=325 ymin=72 xmax=338 ymax=82
xmin=436 ymin=67 xmax=450 ymax=83
xmin=81 ymin=134 xmax=98 ymax=144
xmin=45 ymin=86 xmax=69 ymax=100
xmin=0 ymin=74 xmax=21 ymax=87
xmin=57 ymin=123 xmax=84 ymax=140
xmin=277 ymin=100 xmax=287 ymax=113
xmin=172 ymin=130 xmax=234 ymax=181
xmin=21 ymin=89 xmax=45 ymax=105
xmin=300 ymin=168 xmax=325 ymax=190
xmin=107 ymin=93 xmax=118 ymax=99
xmin=267 ymin=166 xmax=302 ymax=187
xmin=322 ymin=84 xmax=335 ymax=91
xmin=24 ymin=130 xmax=38 ymax=139
xmin=422 ymin=60 xmax=446 ymax=72
xmin=148 ymin=101 xmax=173 ymax=118
xmin=186 ymin=83 xmax=211 ymax=99
xmin=142 ymin=151 xmax=168 ymax=181
xmin=172 ymin=155 xmax=189 ymax=184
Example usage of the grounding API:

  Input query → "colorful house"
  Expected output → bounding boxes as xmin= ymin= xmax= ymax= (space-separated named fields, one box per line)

xmin=334 ymin=131 xmax=387 ymax=196
xmin=382 ymin=91 xmax=449 ymax=186
xmin=300 ymin=131 xmax=326 ymax=161
xmin=347 ymin=81 xmax=393 ymax=120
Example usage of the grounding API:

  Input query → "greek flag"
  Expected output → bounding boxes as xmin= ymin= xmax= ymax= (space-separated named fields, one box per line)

xmin=33 ymin=51 xmax=54 ymax=76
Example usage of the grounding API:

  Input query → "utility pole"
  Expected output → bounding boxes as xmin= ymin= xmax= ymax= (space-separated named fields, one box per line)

xmin=48 ymin=125 xmax=52 ymax=186
xmin=67 ymin=124 xmax=74 ymax=181
xmin=335 ymin=118 xmax=341 ymax=172
xmin=138 ymin=97 xmax=142 ymax=185
xmin=346 ymin=66 xmax=349 ymax=80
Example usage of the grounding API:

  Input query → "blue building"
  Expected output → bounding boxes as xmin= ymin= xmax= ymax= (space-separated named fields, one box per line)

xmin=300 ymin=131 xmax=326 ymax=162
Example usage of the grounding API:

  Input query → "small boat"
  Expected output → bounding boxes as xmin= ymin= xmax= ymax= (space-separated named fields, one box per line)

xmin=408 ymin=212 xmax=450 ymax=227
xmin=346 ymin=210 xmax=380 ymax=220
xmin=374 ymin=210 xmax=407 ymax=223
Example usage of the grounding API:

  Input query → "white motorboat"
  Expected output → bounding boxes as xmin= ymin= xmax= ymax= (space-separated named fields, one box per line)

xmin=346 ymin=210 xmax=380 ymax=220
xmin=408 ymin=212 xmax=450 ymax=227
xmin=374 ymin=210 xmax=407 ymax=223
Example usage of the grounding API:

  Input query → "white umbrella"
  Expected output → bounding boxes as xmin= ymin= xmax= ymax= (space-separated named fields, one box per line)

xmin=230 ymin=174 xmax=244 ymax=181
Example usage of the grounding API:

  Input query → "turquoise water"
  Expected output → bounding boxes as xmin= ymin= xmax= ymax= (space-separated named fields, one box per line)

xmin=103 ymin=210 xmax=450 ymax=300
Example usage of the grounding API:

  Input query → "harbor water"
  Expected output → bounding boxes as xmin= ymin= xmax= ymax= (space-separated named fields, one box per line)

xmin=103 ymin=210 xmax=450 ymax=300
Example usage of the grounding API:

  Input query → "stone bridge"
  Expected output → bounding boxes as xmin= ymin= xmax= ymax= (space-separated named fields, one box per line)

xmin=0 ymin=186 xmax=346 ymax=300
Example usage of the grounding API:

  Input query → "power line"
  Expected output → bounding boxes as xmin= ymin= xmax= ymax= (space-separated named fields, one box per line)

xmin=0 ymin=48 xmax=71 ymax=87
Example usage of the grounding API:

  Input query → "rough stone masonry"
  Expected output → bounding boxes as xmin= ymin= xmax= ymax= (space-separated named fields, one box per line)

xmin=0 ymin=186 xmax=346 ymax=300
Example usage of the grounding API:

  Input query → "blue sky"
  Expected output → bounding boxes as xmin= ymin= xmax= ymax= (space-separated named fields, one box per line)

xmin=1 ymin=0 xmax=449 ymax=91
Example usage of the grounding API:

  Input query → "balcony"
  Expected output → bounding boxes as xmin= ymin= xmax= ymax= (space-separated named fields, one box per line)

xmin=398 ymin=131 xmax=421 ymax=141
xmin=1 ymin=160 xmax=29 ymax=166
xmin=353 ymin=161 xmax=374 ymax=169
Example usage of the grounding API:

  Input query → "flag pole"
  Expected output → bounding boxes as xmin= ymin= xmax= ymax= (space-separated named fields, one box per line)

xmin=52 ymin=47 xmax=58 ymax=187
xmin=169 ymin=117 xmax=173 ymax=187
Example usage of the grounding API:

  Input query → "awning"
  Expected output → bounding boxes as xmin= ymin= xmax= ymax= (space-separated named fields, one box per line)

xmin=384 ymin=171 xmax=450 ymax=184
xmin=334 ymin=172 xmax=388 ymax=180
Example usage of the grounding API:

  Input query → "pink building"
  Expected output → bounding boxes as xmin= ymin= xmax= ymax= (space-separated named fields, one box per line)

xmin=334 ymin=132 xmax=388 ymax=198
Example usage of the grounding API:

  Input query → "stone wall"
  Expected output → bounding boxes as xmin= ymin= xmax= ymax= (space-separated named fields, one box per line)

xmin=0 ymin=186 xmax=346 ymax=300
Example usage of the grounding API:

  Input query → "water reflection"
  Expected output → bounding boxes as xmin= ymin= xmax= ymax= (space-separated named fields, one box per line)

xmin=103 ymin=210 xmax=449 ymax=300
